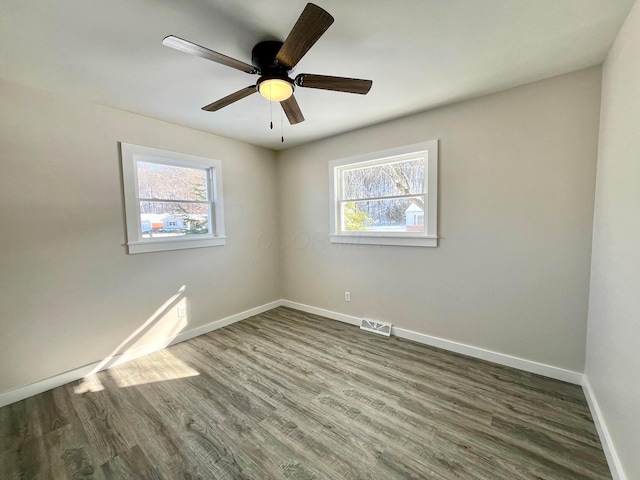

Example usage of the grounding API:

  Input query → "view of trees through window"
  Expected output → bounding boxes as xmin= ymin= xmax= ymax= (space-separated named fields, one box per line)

xmin=136 ymin=162 xmax=211 ymax=237
xmin=340 ymin=157 xmax=426 ymax=232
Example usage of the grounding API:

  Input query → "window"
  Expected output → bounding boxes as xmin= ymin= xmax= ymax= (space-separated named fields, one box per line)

xmin=329 ymin=140 xmax=438 ymax=247
xmin=120 ymin=143 xmax=225 ymax=254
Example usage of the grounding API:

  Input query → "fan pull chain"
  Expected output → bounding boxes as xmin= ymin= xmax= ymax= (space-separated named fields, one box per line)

xmin=269 ymin=83 xmax=273 ymax=130
xmin=281 ymin=105 xmax=284 ymax=143
xmin=269 ymin=108 xmax=273 ymax=130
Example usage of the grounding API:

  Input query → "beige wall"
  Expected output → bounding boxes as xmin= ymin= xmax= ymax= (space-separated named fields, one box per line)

xmin=278 ymin=67 xmax=602 ymax=372
xmin=0 ymin=80 xmax=280 ymax=395
xmin=586 ymin=0 xmax=640 ymax=478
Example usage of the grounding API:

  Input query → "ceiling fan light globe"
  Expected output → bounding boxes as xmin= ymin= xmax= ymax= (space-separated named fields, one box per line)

xmin=259 ymin=78 xmax=293 ymax=102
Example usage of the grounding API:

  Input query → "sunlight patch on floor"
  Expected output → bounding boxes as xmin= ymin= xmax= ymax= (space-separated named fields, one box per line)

xmin=73 ymin=374 xmax=105 ymax=393
xmin=108 ymin=349 xmax=199 ymax=388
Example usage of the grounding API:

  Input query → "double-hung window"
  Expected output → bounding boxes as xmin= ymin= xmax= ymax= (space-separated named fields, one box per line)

xmin=329 ymin=140 xmax=438 ymax=247
xmin=120 ymin=143 xmax=225 ymax=254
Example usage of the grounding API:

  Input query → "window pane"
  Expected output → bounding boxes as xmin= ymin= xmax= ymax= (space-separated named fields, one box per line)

xmin=140 ymin=201 xmax=210 ymax=237
xmin=341 ymin=196 xmax=425 ymax=233
xmin=137 ymin=162 xmax=207 ymax=201
xmin=342 ymin=157 xmax=425 ymax=200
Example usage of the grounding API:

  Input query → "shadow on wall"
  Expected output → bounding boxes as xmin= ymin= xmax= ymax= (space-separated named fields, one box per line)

xmin=73 ymin=285 xmax=198 ymax=393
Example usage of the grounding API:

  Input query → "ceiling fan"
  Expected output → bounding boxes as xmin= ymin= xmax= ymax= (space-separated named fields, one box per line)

xmin=162 ymin=3 xmax=373 ymax=125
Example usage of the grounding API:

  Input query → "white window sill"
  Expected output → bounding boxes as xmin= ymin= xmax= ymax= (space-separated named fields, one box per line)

xmin=127 ymin=236 xmax=226 ymax=254
xmin=330 ymin=234 xmax=437 ymax=247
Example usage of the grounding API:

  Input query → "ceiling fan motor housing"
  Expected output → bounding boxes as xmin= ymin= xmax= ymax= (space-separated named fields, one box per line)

xmin=252 ymin=40 xmax=294 ymax=88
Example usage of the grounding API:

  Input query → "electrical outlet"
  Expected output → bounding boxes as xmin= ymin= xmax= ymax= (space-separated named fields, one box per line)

xmin=345 ymin=291 xmax=351 ymax=302
xmin=177 ymin=305 xmax=186 ymax=318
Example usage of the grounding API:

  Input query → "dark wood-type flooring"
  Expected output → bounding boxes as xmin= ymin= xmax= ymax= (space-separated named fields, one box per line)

xmin=0 ymin=307 xmax=611 ymax=479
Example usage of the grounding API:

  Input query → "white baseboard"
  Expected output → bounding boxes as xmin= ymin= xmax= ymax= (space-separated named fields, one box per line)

xmin=169 ymin=300 xmax=282 ymax=345
xmin=0 ymin=300 xmax=282 ymax=408
xmin=392 ymin=326 xmax=583 ymax=385
xmin=582 ymin=377 xmax=627 ymax=480
xmin=0 ymin=362 xmax=108 ymax=409
xmin=281 ymin=300 xmax=583 ymax=385
xmin=280 ymin=300 xmax=361 ymax=326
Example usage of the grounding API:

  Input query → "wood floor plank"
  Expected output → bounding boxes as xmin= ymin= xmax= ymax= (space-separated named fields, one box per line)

xmin=38 ymin=388 xmax=71 ymax=435
xmin=40 ymin=385 xmax=106 ymax=480
xmin=490 ymin=413 xmax=612 ymax=478
xmin=0 ymin=306 xmax=612 ymax=479
xmin=124 ymin=366 xmax=271 ymax=479
xmin=63 ymin=381 xmax=137 ymax=466
xmin=0 ymin=396 xmax=42 ymax=453
xmin=101 ymin=444 xmax=163 ymax=479
xmin=43 ymin=424 xmax=105 ymax=480
xmin=257 ymin=410 xmax=376 ymax=480
xmin=96 ymin=369 xmax=200 ymax=479
xmin=403 ymin=395 xmax=607 ymax=480
xmin=236 ymin=314 xmax=497 ymax=431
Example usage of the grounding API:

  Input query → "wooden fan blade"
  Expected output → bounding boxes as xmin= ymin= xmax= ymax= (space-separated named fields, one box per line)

xmin=202 ymin=86 xmax=257 ymax=112
xmin=163 ymin=36 xmax=258 ymax=74
xmin=280 ymin=95 xmax=305 ymax=124
xmin=275 ymin=3 xmax=334 ymax=69
xmin=295 ymin=74 xmax=372 ymax=94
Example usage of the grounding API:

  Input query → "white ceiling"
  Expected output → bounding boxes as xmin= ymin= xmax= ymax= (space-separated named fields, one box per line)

xmin=0 ymin=0 xmax=634 ymax=150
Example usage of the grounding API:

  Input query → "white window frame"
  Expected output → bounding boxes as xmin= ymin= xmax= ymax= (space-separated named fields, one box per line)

xmin=329 ymin=140 xmax=438 ymax=247
xmin=120 ymin=143 xmax=226 ymax=254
